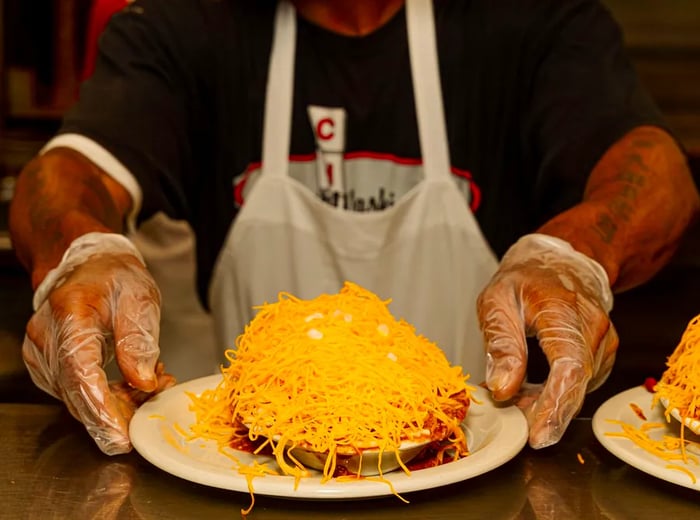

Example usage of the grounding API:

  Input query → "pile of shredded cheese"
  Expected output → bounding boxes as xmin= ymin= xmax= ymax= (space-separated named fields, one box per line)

xmin=604 ymin=313 xmax=700 ymax=482
xmin=187 ymin=281 xmax=472 ymax=507
xmin=653 ymin=314 xmax=700 ymax=428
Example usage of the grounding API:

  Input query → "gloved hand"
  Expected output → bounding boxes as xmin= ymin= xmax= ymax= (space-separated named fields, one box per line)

xmin=22 ymin=232 xmax=172 ymax=455
xmin=477 ymin=233 xmax=618 ymax=449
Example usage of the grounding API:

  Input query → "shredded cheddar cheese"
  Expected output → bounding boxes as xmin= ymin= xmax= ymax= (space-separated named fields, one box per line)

xmin=604 ymin=419 xmax=700 ymax=467
xmin=653 ymin=313 xmax=700 ymax=459
xmin=604 ymin=315 xmax=700 ymax=487
xmin=187 ymin=281 xmax=472 ymax=501
xmin=653 ymin=313 xmax=700 ymax=418
xmin=666 ymin=464 xmax=698 ymax=484
xmin=601 ymin=316 xmax=700 ymax=487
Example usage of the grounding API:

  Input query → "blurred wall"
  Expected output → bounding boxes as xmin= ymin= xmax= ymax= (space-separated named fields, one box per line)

xmin=604 ymin=0 xmax=700 ymax=152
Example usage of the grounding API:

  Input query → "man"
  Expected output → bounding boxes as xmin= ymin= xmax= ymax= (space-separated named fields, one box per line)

xmin=9 ymin=0 xmax=700 ymax=456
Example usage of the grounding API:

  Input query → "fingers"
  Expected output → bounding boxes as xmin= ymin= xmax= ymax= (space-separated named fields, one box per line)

xmin=524 ymin=297 xmax=613 ymax=448
xmin=478 ymin=288 xmax=528 ymax=401
xmin=110 ymin=361 xmax=177 ymax=419
xmin=23 ymin=305 xmax=61 ymax=399
xmin=480 ymin=275 xmax=617 ymax=449
xmin=22 ymin=255 xmax=163 ymax=455
xmin=480 ymin=234 xmax=618 ymax=449
xmin=525 ymin=358 xmax=588 ymax=448
xmin=526 ymin=302 xmax=588 ymax=449
xmin=113 ymin=282 xmax=161 ymax=392
xmin=60 ymin=323 xmax=132 ymax=455
xmin=21 ymin=245 xmax=166 ymax=456
xmin=587 ymin=321 xmax=619 ymax=392
xmin=25 ymin=305 xmax=133 ymax=455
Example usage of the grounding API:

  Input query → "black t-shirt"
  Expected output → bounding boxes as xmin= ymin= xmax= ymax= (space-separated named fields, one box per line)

xmin=58 ymin=0 xmax=666 ymax=305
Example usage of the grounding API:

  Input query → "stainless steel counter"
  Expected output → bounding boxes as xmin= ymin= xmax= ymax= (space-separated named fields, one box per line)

xmin=2 ymin=403 xmax=698 ymax=520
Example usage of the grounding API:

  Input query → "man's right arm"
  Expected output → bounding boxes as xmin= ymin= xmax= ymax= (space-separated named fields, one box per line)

xmin=9 ymin=147 xmax=132 ymax=288
xmin=9 ymin=146 xmax=167 ymax=456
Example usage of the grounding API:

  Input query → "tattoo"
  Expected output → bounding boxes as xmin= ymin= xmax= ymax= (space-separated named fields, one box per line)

xmin=616 ymin=171 xmax=646 ymax=187
xmin=593 ymin=212 xmax=617 ymax=243
xmin=24 ymin=152 xmax=123 ymax=260
xmin=608 ymin=198 xmax=634 ymax=222
xmin=590 ymin=139 xmax=655 ymax=243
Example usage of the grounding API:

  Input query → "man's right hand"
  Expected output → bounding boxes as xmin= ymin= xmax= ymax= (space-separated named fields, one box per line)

xmin=23 ymin=240 xmax=165 ymax=455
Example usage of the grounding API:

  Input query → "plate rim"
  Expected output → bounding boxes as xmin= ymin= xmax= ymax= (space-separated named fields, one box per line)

xmin=592 ymin=385 xmax=700 ymax=492
xmin=130 ymin=374 xmax=528 ymax=499
xmin=658 ymin=396 xmax=700 ymax=435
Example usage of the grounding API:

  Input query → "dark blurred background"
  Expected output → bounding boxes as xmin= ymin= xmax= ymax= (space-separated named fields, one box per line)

xmin=0 ymin=0 xmax=699 ymax=411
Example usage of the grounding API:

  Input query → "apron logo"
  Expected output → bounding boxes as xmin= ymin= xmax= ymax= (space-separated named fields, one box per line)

xmin=232 ymin=159 xmax=482 ymax=213
xmin=319 ymin=187 xmax=396 ymax=211
xmin=316 ymin=117 xmax=336 ymax=141
xmin=231 ymin=103 xmax=482 ymax=214
xmin=308 ymin=105 xmax=346 ymax=193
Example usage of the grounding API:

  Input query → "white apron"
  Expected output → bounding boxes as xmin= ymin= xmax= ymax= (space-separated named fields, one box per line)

xmin=209 ymin=0 xmax=498 ymax=379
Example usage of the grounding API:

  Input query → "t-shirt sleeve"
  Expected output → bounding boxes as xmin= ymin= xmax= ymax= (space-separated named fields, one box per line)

xmin=522 ymin=0 xmax=669 ymax=220
xmin=57 ymin=0 xmax=211 ymax=224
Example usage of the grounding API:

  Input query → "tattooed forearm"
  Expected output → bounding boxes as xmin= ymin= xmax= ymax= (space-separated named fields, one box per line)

xmin=24 ymin=158 xmax=123 ymax=238
xmin=538 ymin=126 xmax=699 ymax=291
xmin=589 ymin=152 xmax=649 ymax=244
xmin=9 ymin=147 xmax=131 ymax=287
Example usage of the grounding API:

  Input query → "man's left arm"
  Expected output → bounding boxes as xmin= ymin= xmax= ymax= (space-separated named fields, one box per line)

xmin=538 ymin=125 xmax=699 ymax=292
xmin=477 ymin=124 xmax=699 ymax=449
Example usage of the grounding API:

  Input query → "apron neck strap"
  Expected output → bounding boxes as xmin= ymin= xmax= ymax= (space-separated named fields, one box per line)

xmin=262 ymin=0 xmax=451 ymax=181
xmin=262 ymin=1 xmax=296 ymax=178
xmin=406 ymin=0 xmax=451 ymax=180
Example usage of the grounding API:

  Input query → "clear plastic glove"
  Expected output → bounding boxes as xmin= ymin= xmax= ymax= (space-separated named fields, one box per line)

xmin=22 ymin=232 xmax=173 ymax=455
xmin=477 ymin=233 xmax=618 ymax=449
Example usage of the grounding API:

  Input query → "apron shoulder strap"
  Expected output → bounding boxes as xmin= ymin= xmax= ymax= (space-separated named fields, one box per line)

xmin=262 ymin=1 xmax=296 ymax=178
xmin=406 ymin=0 xmax=452 ymax=181
xmin=263 ymin=0 xmax=452 ymax=182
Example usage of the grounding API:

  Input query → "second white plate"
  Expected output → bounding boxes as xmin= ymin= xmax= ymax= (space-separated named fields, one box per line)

xmin=592 ymin=385 xmax=700 ymax=492
xmin=130 ymin=375 xmax=528 ymax=499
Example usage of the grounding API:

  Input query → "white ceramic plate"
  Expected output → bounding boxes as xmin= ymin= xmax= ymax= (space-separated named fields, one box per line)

xmin=592 ymin=386 xmax=700 ymax=492
xmin=659 ymin=397 xmax=700 ymax=435
xmin=130 ymin=375 xmax=528 ymax=499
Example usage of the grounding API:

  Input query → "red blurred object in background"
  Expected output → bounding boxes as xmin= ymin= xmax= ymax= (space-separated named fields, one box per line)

xmin=81 ymin=0 xmax=129 ymax=82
